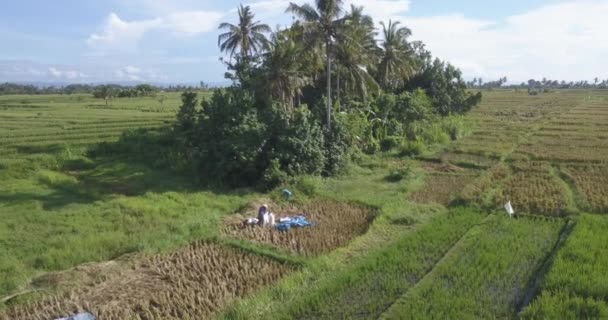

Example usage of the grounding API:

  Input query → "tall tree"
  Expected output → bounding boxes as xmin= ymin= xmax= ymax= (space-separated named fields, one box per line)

xmin=218 ymin=5 xmax=271 ymax=60
xmin=260 ymin=31 xmax=312 ymax=110
xmin=377 ymin=20 xmax=417 ymax=91
xmin=333 ymin=5 xmax=379 ymax=106
xmin=287 ymin=0 xmax=345 ymax=129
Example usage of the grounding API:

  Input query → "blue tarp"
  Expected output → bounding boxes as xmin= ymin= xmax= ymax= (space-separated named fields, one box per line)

xmin=275 ymin=215 xmax=312 ymax=231
xmin=55 ymin=312 xmax=96 ymax=320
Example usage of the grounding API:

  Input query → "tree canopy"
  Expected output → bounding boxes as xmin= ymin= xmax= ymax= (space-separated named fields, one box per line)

xmin=167 ymin=2 xmax=486 ymax=188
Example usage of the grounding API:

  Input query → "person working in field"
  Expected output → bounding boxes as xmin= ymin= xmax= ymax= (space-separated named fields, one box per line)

xmin=258 ymin=204 xmax=269 ymax=226
xmin=257 ymin=204 xmax=276 ymax=227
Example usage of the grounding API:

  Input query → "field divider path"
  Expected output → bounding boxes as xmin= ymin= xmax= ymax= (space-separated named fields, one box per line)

xmin=516 ymin=218 xmax=576 ymax=315
xmin=378 ymin=214 xmax=494 ymax=317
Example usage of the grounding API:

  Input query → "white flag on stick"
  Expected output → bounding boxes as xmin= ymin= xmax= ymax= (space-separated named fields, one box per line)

xmin=504 ymin=201 xmax=515 ymax=217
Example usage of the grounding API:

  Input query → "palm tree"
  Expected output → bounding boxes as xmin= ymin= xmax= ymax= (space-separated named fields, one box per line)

xmin=377 ymin=20 xmax=417 ymax=91
xmin=334 ymin=5 xmax=379 ymax=107
xmin=218 ymin=5 xmax=271 ymax=60
xmin=287 ymin=0 xmax=345 ymax=129
xmin=260 ymin=31 xmax=312 ymax=110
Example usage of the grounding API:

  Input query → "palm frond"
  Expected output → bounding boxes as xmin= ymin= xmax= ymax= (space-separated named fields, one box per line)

xmin=286 ymin=3 xmax=320 ymax=22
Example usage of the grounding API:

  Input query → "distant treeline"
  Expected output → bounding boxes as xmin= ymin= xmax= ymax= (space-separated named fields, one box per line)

xmin=467 ymin=77 xmax=608 ymax=90
xmin=0 ymin=82 xmax=213 ymax=95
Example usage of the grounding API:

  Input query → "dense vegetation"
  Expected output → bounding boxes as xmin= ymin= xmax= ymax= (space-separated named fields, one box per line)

xmin=467 ymin=77 xmax=608 ymax=90
xmin=0 ymin=82 xmax=206 ymax=96
xmin=166 ymin=2 xmax=481 ymax=189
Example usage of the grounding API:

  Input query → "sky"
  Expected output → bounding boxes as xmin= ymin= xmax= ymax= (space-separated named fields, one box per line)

xmin=1 ymin=0 xmax=607 ymax=84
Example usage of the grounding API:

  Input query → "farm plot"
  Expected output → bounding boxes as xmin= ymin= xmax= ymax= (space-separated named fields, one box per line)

xmin=561 ymin=165 xmax=608 ymax=213
xmin=521 ymin=215 xmax=608 ymax=319
xmin=0 ymin=93 xmax=182 ymax=159
xmin=519 ymin=142 xmax=608 ymax=163
xmin=494 ymin=164 xmax=572 ymax=216
xmin=458 ymin=160 xmax=572 ymax=216
xmin=447 ymin=91 xmax=579 ymax=157
xmin=517 ymin=100 xmax=608 ymax=163
xmin=457 ymin=162 xmax=511 ymax=208
xmin=223 ymin=201 xmax=376 ymax=256
xmin=231 ymin=209 xmax=485 ymax=320
xmin=410 ymin=173 xmax=477 ymax=206
xmin=382 ymin=215 xmax=565 ymax=319
xmin=0 ymin=242 xmax=293 ymax=320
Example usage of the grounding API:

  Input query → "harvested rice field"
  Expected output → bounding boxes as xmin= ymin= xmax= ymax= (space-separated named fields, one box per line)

xmin=223 ymin=201 xmax=376 ymax=256
xmin=0 ymin=242 xmax=293 ymax=320
xmin=410 ymin=173 xmax=477 ymax=206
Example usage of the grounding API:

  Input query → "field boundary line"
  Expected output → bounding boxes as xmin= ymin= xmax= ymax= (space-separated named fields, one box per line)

xmin=515 ymin=218 xmax=576 ymax=315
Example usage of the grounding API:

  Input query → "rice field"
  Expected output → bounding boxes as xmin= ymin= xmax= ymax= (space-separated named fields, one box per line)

xmin=2 ymin=89 xmax=608 ymax=319
xmin=223 ymin=208 xmax=486 ymax=320
xmin=494 ymin=163 xmax=573 ymax=216
xmin=521 ymin=215 xmax=608 ymax=319
xmin=0 ymin=242 xmax=293 ymax=320
xmin=382 ymin=215 xmax=565 ymax=319
xmin=410 ymin=173 xmax=477 ymax=206
xmin=0 ymin=93 xmax=187 ymax=159
xmin=223 ymin=201 xmax=376 ymax=256
xmin=560 ymin=164 xmax=608 ymax=213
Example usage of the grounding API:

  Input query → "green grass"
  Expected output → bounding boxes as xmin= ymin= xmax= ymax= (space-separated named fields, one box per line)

xmin=0 ymin=92 xmax=213 ymax=159
xmin=0 ymin=90 xmax=233 ymax=297
xmin=0 ymin=155 xmax=253 ymax=296
xmin=382 ymin=215 xmax=565 ymax=319
xmin=521 ymin=214 xmax=608 ymax=319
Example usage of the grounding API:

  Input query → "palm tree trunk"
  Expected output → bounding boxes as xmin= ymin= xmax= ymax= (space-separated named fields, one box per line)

xmin=337 ymin=71 xmax=341 ymax=113
xmin=326 ymin=41 xmax=332 ymax=130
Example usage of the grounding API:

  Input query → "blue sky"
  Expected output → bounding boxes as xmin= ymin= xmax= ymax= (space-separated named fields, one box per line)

xmin=1 ymin=0 xmax=607 ymax=84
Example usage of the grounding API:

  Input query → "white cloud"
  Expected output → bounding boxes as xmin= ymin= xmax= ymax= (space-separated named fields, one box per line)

xmin=123 ymin=65 xmax=140 ymax=74
xmin=164 ymin=11 xmax=225 ymax=35
xmin=48 ymin=67 xmax=88 ymax=80
xmin=87 ymin=10 xmax=223 ymax=53
xmin=48 ymin=67 xmax=62 ymax=78
xmin=346 ymin=0 xmax=410 ymax=21
xmin=87 ymin=13 xmax=162 ymax=52
xmin=114 ymin=65 xmax=162 ymax=81
xmin=244 ymin=0 xmax=409 ymax=23
xmin=398 ymin=0 xmax=608 ymax=82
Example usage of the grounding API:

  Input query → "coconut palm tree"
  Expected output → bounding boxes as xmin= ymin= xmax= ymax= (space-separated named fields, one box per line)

xmin=286 ymin=0 xmax=345 ymax=129
xmin=260 ymin=31 xmax=312 ymax=110
xmin=218 ymin=5 xmax=271 ymax=60
xmin=334 ymin=5 xmax=379 ymax=106
xmin=377 ymin=20 xmax=417 ymax=91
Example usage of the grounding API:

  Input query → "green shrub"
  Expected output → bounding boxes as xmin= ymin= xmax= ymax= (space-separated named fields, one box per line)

xmin=261 ymin=159 xmax=288 ymax=190
xmin=380 ymin=136 xmax=402 ymax=152
xmin=364 ymin=140 xmax=380 ymax=155
xmin=349 ymin=147 xmax=365 ymax=164
xmin=296 ymin=176 xmax=319 ymax=197
xmin=399 ymin=141 xmax=424 ymax=157
xmin=62 ymin=157 xmax=95 ymax=171
xmin=385 ymin=166 xmax=412 ymax=182
xmin=441 ymin=116 xmax=465 ymax=141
